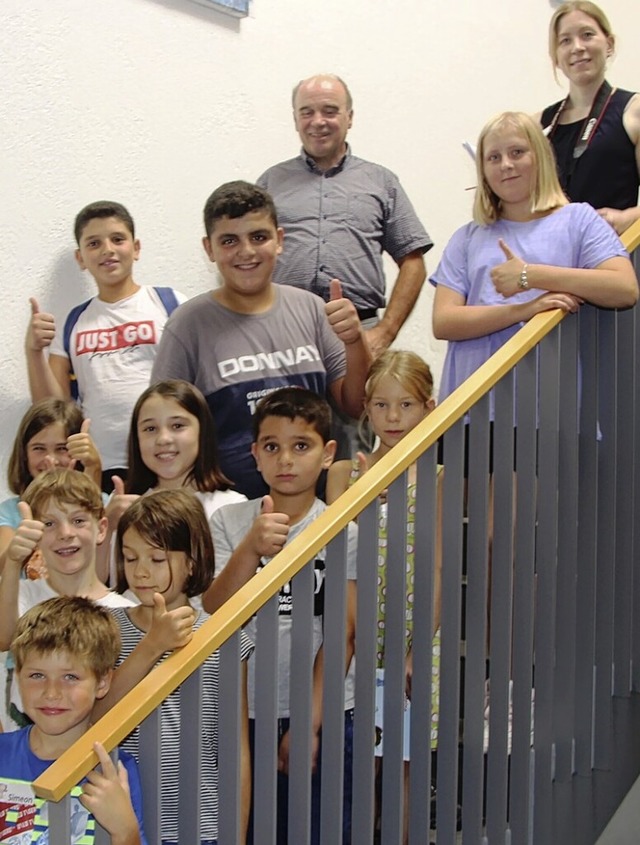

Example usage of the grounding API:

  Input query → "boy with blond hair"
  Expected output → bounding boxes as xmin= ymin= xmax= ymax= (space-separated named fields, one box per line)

xmin=0 ymin=470 xmax=191 ymax=733
xmin=0 ymin=469 xmax=133 ymax=731
xmin=0 ymin=469 xmax=133 ymax=655
xmin=0 ymin=596 xmax=147 ymax=844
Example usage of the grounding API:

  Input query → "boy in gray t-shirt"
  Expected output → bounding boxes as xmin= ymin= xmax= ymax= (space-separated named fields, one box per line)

xmin=203 ymin=387 xmax=356 ymax=845
xmin=151 ymin=180 xmax=371 ymax=498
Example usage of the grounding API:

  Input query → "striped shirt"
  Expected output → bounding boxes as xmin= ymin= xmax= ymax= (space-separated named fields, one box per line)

xmin=112 ymin=607 xmax=254 ymax=843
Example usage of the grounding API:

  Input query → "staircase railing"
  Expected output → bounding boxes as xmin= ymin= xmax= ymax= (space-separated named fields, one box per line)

xmin=32 ymin=217 xmax=640 ymax=845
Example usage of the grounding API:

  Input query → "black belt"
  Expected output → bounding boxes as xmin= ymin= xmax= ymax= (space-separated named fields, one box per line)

xmin=357 ymin=308 xmax=378 ymax=321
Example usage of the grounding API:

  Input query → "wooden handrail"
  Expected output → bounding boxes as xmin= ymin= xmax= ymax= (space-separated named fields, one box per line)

xmin=32 ymin=309 xmax=564 ymax=801
xmin=32 ymin=221 xmax=640 ymax=802
xmin=622 ymin=217 xmax=640 ymax=253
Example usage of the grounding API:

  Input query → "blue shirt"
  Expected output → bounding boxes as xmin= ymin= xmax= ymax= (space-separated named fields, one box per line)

xmin=0 ymin=726 xmax=147 ymax=844
xmin=0 ymin=496 xmax=21 ymax=530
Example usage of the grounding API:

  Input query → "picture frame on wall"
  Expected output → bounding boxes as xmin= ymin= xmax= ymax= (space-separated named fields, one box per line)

xmin=188 ymin=0 xmax=249 ymax=16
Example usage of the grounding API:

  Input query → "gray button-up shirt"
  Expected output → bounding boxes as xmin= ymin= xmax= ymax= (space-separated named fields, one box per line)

xmin=258 ymin=147 xmax=432 ymax=312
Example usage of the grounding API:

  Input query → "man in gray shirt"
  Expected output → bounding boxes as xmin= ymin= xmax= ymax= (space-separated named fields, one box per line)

xmin=258 ymin=73 xmax=433 ymax=357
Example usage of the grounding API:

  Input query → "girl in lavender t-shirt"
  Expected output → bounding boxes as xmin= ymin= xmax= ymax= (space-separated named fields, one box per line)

xmin=430 ymin=111 xmax=637 ymax=403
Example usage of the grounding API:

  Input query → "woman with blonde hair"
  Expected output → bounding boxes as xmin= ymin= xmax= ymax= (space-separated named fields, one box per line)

xmin=539 ymin=1 xmax=640 ymax=234
xmin=431 ymin=110 xmax=637 ymax=403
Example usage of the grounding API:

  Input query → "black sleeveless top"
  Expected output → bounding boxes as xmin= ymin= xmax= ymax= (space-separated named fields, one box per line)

xmin=541 ymin=88 xmax=639 ymax=210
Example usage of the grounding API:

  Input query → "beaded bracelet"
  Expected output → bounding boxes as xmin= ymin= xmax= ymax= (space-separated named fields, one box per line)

xmin=518 ymin=263 xmax=529 ymax=290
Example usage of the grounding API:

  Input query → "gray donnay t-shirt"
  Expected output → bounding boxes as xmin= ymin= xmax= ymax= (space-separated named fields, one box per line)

xmin=151 ymin=286 xmax=346 ymax=498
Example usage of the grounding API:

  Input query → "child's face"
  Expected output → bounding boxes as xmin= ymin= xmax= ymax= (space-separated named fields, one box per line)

xmin=251 ymin=416 xmax=336 ymax=498
xmin=37 ymin=499 xmax=108 ymax=578
xmin=75 ymin=216 xmax=140 ymax=294
xmin=482 ymin=128 xmax=535 ymax=213
xmin=121 ymin=527 xmax=191 ymax=611
xmin=18 ymin=650 xmax=110 ymax=746
xmin=136 ymin=395 xmax=200 ymax=489
xmin=202 ymin=210 xmax=283 ymax=304
xmin=26 ymin=422 xmax=73 ymax=478
xmin=367 ymin=374 xmax=432 ymax=452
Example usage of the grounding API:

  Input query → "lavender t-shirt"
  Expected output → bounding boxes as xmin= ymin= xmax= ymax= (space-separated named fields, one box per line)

xmin=429 ymin=203 xmax=628 ymax=401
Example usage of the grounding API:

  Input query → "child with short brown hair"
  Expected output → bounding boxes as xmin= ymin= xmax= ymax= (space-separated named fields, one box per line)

xmin=0 ymin=595 xmax=146 ymax=844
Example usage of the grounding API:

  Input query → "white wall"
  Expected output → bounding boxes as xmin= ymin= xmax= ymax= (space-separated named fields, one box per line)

xmin=1 ymin=0 xmax=638 ymax=497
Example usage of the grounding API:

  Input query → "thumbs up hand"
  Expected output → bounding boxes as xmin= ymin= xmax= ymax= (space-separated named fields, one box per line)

xmin=354 ymin=451 xmax=370 ymax=478
xmin=146 ymin=592 xmax=197 ymax=653
xmin=498 ymin=240 xmax=516 ymax=262
xmin=6 ymin=502 xmax=45 ymax=569
xmin=490 ymin=240 xmax=529 ymax=298
xmin=25 ymin=297 xmax=56 ymax=351
xmin=247 ymin=495 xmax=290 ymax=558
xmin=105 ymin=476 xmax=139 ymax=531
xmin=67 ymin=419 xmax=102 ymax=478
xmin=325 ymin=279 xmax=361 ymax=345
xmin=329 ymin=279 xmax=343 ymax=301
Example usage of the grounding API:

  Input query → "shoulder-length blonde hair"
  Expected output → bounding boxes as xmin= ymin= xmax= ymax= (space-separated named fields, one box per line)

xmin=473 ymin=111 xmax=567 ymax=226
xmin=548 ymin=1 xmax=614 ymax=75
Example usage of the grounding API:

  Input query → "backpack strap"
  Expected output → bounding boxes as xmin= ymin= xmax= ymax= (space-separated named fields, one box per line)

xmin=62 ymin=288 xmax=179 ymax=402
xmin=153 ymin=287 xmax=180 ymax=316
xmin=62 ymin=298 xmax=93 ymax=402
